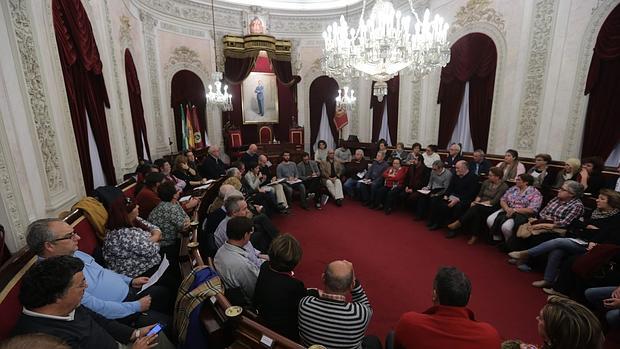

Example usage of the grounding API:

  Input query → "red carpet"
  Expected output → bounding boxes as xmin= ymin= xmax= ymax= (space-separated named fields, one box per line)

xmin=272 ymin=200 xmax=549 ymax=344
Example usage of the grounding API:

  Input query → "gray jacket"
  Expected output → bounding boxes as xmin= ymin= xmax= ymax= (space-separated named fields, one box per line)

xmin=297 ymin=160 xmax=320 ymax=180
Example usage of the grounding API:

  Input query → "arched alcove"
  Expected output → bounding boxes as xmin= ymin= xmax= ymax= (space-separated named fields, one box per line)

xmin=309 ymin=76 xmax=339 ymax=150
xmin=170 ymin=70 xmax=207 ymax=151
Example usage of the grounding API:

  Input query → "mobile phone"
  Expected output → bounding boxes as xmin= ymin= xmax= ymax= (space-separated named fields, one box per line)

xmin=146 ymin=323 xmax=164 ymax=336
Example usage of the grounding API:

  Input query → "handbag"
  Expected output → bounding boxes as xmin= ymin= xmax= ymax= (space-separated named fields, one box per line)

xmin=572 ymin=244 xmax=620 ymax=279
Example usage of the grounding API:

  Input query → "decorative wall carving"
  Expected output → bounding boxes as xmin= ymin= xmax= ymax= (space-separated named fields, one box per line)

xmin=409 ymin=79 xmax=422 ymax=144
xmin=160 ymin=22 xmax=208 ymax=38
xmin=8 ymin=0 xmax=64 ymax=194
xmin=563 ymin=0 xmax=620 ymax=159
xmin=164 ymin=46 xmax=208 ymax=73
xmin=515 ymin=0 xmax=557 ymax=152
xmin=119 ymin=15 xmax=133 ymax=48
xmin=449 ymin=0 xmax=506 ymax=36
xmin=134 ymin=0 xmax=243 ymax=30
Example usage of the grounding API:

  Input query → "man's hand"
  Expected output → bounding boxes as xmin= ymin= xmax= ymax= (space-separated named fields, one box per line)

xmin=612 ymin=286 xmax=620 ymax=299
xmin=131 ymin=277 xmax=149 ymax=288
xmin=254 ymin=205 xmax=263 ymax=213
xmin=132 ymin=333 xmax=158 ymax=349
xmin=258 ymin=254 xmax=270 ymax=261
xmin=447 ymin=199 xmax=458 ymax=208
xmin=138 ymin=295 xmax=152 ymax=312
xmin=603 ymin=297 xmax=620 ymax=309
xmin=586 ymin=224 xmax=599 ymax=229
xmin=587 ymin=242 xmax=597 ymax=251
xmin=405 ymin=187 xmax=412 ymax=193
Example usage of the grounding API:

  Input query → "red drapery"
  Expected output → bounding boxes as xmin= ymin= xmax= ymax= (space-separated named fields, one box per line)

xmin=124 ymin=49 xmax=151 ymax=161
xmin=53 ymin=0 xmax=116 ymax=194
xmin=223 ymin=53 xmax=300 ymax=144
xmin=437 ymin=33 xmax=497 ymax=151
xmin=582 ymin=4 xmax=620 ymax=159
xmin=370 ymin=76 xmax=400 ymax=144
xmin=170 ymin=70 xmax=207 ymax=151
xmin=309 ymin=76 xmax=339 ymax=146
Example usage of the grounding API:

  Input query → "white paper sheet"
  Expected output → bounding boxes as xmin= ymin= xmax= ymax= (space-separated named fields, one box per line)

xmin=138 ymin=255 xmax=169 ymax=294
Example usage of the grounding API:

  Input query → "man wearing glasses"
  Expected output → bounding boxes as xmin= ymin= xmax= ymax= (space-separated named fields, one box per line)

xmin=26 ymin=218 xmax=170 ymax=329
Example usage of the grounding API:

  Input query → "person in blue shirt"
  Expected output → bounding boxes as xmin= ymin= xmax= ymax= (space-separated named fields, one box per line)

xmin=255 ymin=80 xmax=265 ymax=116
xmin=25 ymin=218 xmax=170 ymax=329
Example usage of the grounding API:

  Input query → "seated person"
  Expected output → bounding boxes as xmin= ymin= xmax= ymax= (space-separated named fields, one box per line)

xmin=394 ymin=267 xmax=501 ymax=349
xmin=154 ymin=158 xmax=186 ymax=193
xmin=403 ymin=155 xmax=429 ymax=209
xmin=296 ymin=152 xmax=323 ymax=209
xmin=377 ymin=139 xmax=390 ymax=159
xmin=319 ymin=149 xmax=345 ymax=206
xmin=214 ymin=216 xmax=261 ymax=306
xmin=468 ymin=149 xmax=491 ymax=176
xmin=240 ymin=144 xmax=259 ymax=169
xmin=415 ymin=160 xmax=452 ymax=220
xmin=135 ymin=172 xmax=165 ymax=219
xmin=257 ymin=155 xmax=289 ymax=208
xmin=213 ymin=195 xmax=266 ymax=266
xmin=172 ymin=154 xmax=205 ymax=191
xmin=358 ymin=151 xmax=389 ymax=205
xmin=579 ymin=156 xmax=605 ymax=195
xmin=391 ymin=142 xmax=409 ymax=161
xmin=495 ymin=149 xmax=526 ymax=182
xmin=314 ymin=140 xmax=329 ymax=162
xmin=509 ymin=187 xmax=617 ymax=290
xmin=26 ymin=219 xmax=170 ymax=326
xmin=553 ymin=158 xmax=581 ymax=189
xmin=199 ymin=145 xmax=226 ymax=179
xmin=298 ymin=260 xmax=377 ymax=349
xmin=343 ymin=149 xmax=369 ymax=199
xmin=277 ymin=151 xmax=309 ymax=210
xmin=13 ymin=256 xmax=174 ymax=349
xmin=104 ymin=197 xmax=162 ymax=279
xmin=422 ymin=144 xmax=441 ymax=169
xmin=486 ymin=174 xmax=542 ymax=242
xmin=254 ymin=234 xmax=307 ymax=341
xmin=334 ymin=142 xmax=352 ymax=163
xmin=585 ymin=285 xmax=620 ymax=329
xmin=444 ymin=143 xmax=463 ymax=172
xmin=200 ymin=184 xmax=236 ymax=258
xmin=447 ymin=167 xmax=508 ymax=245
xmin=223 ymin=166 xmax=243 ymax=190
xmin=403 ymin=142 xmax=422 ymax=165
xmin=244 ymin=161 xmax=286 ymax=213
xmin=371 ymin=157 xmax=408 ymax=214
xmin=527 ymin=153 xmax=553 ymax=189
xmin=427 ymin=161 xmax=479 ymax=237
xmin=185 ymin=149 xmax=199 ymax=172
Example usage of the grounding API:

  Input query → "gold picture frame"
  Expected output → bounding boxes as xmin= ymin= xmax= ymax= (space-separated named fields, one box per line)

xmin=242 ymin=72 xmax=279 ymax=124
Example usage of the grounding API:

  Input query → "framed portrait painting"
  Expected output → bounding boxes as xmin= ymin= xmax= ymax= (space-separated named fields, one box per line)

xmin=242 ymin=72 xmax=279 ymax=124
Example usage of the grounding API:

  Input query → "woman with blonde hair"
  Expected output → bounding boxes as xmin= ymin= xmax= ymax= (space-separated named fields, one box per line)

xmin=553 ymin=158 xmax=581 ymax=189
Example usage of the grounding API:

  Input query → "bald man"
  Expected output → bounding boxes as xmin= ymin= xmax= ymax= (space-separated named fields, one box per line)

xmin=241 ymin=144 xmax=259 ymax=168
xmin=427 ymin=160 xmax=479 ymax=237
xmin=298 ymin=260 xmax=378 ymax=349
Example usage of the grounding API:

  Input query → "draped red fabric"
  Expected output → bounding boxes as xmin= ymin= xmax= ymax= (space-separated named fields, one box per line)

xmin=124 ymin=49 xmax=151 ymax=161
xmin=370 ymin=76 xmax=400 ymax=144
xmin=309 ymin=76 xmax=339 ymax=145
xmin=582 ymin=4 xmax=620 ymax=159
xmin=437 ymin=33 xmax=497 ymax=151
xmin=170 ymin=70 xmax=207 ymax=151
xmin=53 ymin=0 xmax=116 ymax=194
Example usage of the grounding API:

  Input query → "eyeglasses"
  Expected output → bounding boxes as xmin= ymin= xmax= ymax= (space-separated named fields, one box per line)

xmin=51 ymin=232 xmax=78 ymax=242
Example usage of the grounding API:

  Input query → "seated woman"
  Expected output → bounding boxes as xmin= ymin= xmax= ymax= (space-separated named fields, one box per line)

xmin=509 ymin=188 xmax=619 ymax=289
xmin=314 ymin=140 xmax=328 ymax=162
xmin=553 ymin=158 xmax=581 ymax=189
xmin=377 ymin=138 xmax=391 ymax=159
xmin=155 ymin=158 xmax=186 ymax=193
xmin=172 ymin=154 xmax=206 ymax=191
xmin=421 ymin=144 xmax=441 ymax=170
xmin=136 ymin=172 xmax=165 ymax=219
xmin=403 ymin=155 xmax=428 ymax=210
xmin=486 ymin=174 xmax=542 ymax=242
xmin=415 ymin=160 xmax=452 ymax=219
xmin=448 ymin=167 xmax=508 ymax=245
xmin=104 ymin=196 xmax=162 ymax=278
xmin=244 ymin=161 xmax=287 ymax=214
xmin=495 ymin=149 xmax=526 ymax=182
xmin=391 ymin=142 xmax=409 ymax=161
xmin=527 ymin=153 xmax=553 ymax=189
xmin=371 ymin=157 xmax=408 ymax=214
xmin=254 ymin=234 xmax=306 ymax=342
xmin=404 ymin=142 xmax=422 ymax=165
xmin=579 ymin=156 xmax=606 ymax=195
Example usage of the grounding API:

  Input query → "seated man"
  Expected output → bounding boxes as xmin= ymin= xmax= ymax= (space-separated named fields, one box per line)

xmin=371 ymin=157 xmax=408 ymax=214
xmin=199 ymin=145 xmax=226 ymax=179
xmin=319 ymin=149 xmax=345 ymax=206
xmin=214 ymin=216 xmax=261 ymax=306
xmin=298 ymin=260 xmax=378 ymax=349
xmin=468 ymin=149 xmax=491 ymax=176
xmin=13 ymin=255 xmax=174 ymax=349
xmin=444 ymin=143 xmax=463 ymax=172
xmin=277 ymin=151 xmax=309 ymax=210
xmin=240 ymin=143 xmax=259 ymax=169
xmin=358 ymin=151 xmax=388 ymax=206
xmin=343 ymin=149 xmax=369 ymax=199
xmin=334 ymin=143 xmax=352 ymax=163
xmin=200 ymin=184 xmax=236 ymax=258
xmin=26 ymin=219 xmax=170 ymax=327
xmin=403 ymin=155 xmax=429 ymax=210
xmin=394 ymin=267 xmax=501 ymax=349
xmin=296 ymin=152 xmax=324 ymax=209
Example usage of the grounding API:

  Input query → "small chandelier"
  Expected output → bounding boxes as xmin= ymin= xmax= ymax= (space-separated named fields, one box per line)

xmin=322 ymin=0 xmax=450 ymax=99
xmin=336 ymin=86 xmax=356 ymax=109
xmin=206 ymin=0 xmax=233 ymax=111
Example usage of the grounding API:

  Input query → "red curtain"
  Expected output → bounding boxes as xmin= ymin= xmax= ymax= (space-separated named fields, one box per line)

xmin=53 ymin=0 xmax=116 ymax=194
xmin=309 ymin=76 xmax=339 ymax=145
xmin=170 ymin=70 xmax=207 ymax=151
xmin=437 ymin=33 xmax=497 ymax=151
xmin=370 ymin=76 xmax=400 ymax=144
xmin=124 ymin=49 xmax=151 ymax=161
xmin=582 ymin=4 xmax=620 ymax=159
xmin=223 ymin=55 xmax=300 ymax=143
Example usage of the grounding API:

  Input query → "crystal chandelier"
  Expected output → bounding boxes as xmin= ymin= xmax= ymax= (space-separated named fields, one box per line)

xmin=336 ymin=86 xmax=356 ymax=109
xmin=322 ymin=0 xmax=451 ymax=101
xmin=206 ymin=0 xmax=233 ymax=111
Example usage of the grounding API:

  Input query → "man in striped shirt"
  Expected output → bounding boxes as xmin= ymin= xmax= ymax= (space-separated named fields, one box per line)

xmin=298 ymin=260 xmax=378 ymax=349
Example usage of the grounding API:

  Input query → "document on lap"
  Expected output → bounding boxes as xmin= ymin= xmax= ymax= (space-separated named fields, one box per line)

xmin=287 ymin=178 xmax=302 ymax=185
xmin=474 ymin=202 xmax=492 ymax=207
xmin=357 ymin=170 xmax=367 ymax=179
xmin=179 ymin=195 xmax=191 ymax=203
xmin=267 ymin=178 xmax=286 ymax=185
xmin=359 ymin=179 xmax=372 ymax=184
xmin=417 ymin=189 xmax=431 ymax=195
xmin=138 ymin=255 xmax=169 ymax=294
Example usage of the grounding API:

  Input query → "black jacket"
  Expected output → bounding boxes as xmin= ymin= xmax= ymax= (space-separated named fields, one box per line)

xmin=199 ymin=155 xmax=226 ymax=179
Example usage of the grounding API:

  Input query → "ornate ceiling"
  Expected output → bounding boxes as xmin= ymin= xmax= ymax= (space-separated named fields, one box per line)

xmin=202 ymin=0 xmax=362 ymax=11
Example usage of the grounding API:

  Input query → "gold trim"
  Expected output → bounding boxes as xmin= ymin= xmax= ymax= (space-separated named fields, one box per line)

xmin=0 ymin=256 xmax=37 ymax=303
xmin=223 ymin=34 xmax=292 ymax=59
xmin=70 ymin=215 xmax=86 ymax=227
xmin=123 ymin=182 xmax=136 ymax=192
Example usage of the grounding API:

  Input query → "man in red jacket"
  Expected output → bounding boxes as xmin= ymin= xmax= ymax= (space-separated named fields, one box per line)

xmin=394 ymin=267 xmax=501 ymax=349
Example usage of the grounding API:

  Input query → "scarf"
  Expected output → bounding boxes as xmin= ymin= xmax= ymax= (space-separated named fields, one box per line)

xmin=590 ymin=208 xmax=620 ymax=220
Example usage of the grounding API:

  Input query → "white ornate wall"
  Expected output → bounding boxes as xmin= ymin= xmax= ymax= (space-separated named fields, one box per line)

xmin=0 ymin=0 xmax=613 ymax=251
